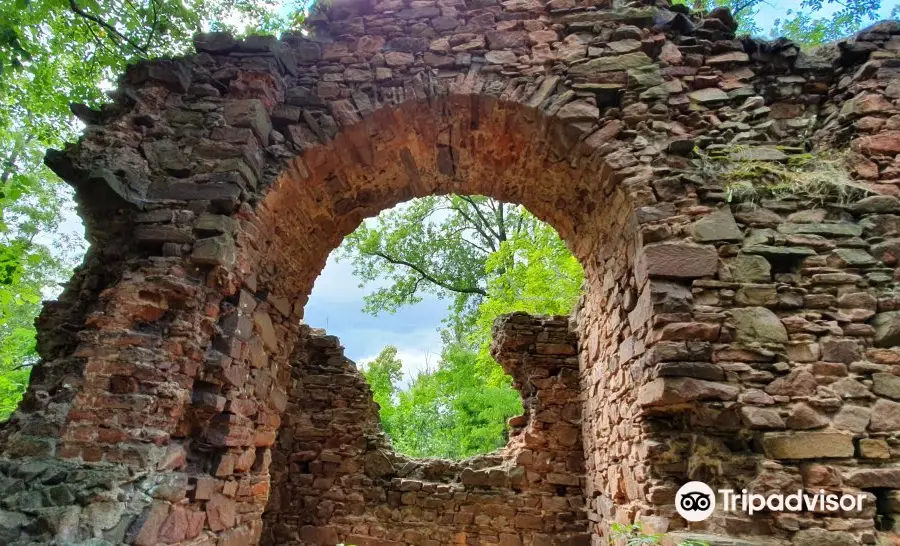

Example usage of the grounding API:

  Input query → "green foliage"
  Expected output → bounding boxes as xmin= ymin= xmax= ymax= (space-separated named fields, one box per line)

xmin=610 ymin=523 xmax=663 ymax=546
xmin=608 ymin=523 xmax=710 ymax=546
xmin=0 ymin=0 xmax=304 ymax=419
xmin=362 ymin=345 xmax=403 ymax=426
xmin=692 ymin=146 xmax=871 ymax=206
xmin=364 ymin=344 xmax=523 ymax=460
xmin=472 ymin=219 xmax=583 ymax=377
xmin=0 ymin=209 xmax=77 ymax=419
xmin=771 ymin=0 xmax=883 ymax=47
xmin=339 ymin=196 xmax=493 ymax=326
xmin=672 ymin=0 xmax=884 ymax=46
xmin=0 ymin=125 xmax=83 ymax=419
xmin=344 ymin=196 xmax=583 ymax=459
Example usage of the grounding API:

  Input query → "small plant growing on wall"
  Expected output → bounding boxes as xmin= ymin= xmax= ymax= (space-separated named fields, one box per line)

xmin=609 ymin=522 xmax=710 ymax=546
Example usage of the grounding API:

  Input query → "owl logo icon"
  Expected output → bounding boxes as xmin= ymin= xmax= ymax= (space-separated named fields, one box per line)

xmin=676 ymin=481 xmax=716 ymax=522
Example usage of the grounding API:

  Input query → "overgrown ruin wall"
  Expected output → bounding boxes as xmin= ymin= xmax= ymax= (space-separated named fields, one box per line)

xmin=1 ymin=0 xmax=900 ymax=544
xmin=262 ymin=315 xmax=587 ymax=545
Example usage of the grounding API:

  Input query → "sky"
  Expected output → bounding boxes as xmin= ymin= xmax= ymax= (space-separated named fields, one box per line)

xmin=48 ymin=0 xmax=900 ymax=386
xmin=753 ymin=1 xmax=898 ymax=34
xmin=303 ymin=252 xmax=447 ymax=384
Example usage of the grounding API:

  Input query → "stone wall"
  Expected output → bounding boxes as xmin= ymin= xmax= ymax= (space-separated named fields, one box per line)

xmin=0 ymin=0 xmax=899 ymax=544
xmin=262 ymin=314 xmax=588 ymax=545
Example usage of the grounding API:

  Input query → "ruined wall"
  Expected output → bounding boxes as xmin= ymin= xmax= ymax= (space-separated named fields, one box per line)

xmin=262 ymin=314 xmax=587 ymax=546
xmin=0 ymin=0 xmax=899 ymax=544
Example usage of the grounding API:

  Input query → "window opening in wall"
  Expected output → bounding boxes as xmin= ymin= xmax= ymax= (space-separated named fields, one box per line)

xmin=304 ymin=195 xmax=583 ymax=460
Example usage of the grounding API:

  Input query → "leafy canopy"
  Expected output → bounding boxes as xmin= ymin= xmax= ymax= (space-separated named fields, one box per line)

xmin=673 ymin=0 xmax=887 ymax=47
xmin=346 ymin=195 xmax=583 ymax=459
xmin=0 ymin=0 xmax=303 ymax=419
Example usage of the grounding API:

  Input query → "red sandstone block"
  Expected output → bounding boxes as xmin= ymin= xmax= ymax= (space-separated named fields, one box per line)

xmin=194 ymin=477 xmax=218 ymax=500
xmin=187 ymin=510 xmax=206 ymax=539
xmin=206 ymin=492 xmax=237 ymax=531
xmin=134 ymin=502 xmax=170 ymax=546
xmin=254 ymin=429 xmax=277 ymax=447
xmin=158 ymin=505 xmax=189 ymax=543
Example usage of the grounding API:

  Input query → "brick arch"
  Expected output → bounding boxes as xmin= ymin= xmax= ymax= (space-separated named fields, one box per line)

xmin=187 ymin=93 xmax=648 ymax=545
xmin=249 ymin=94 xmax=630 ymax=305
xmin=0 ymin=1 xmax=899 ymax=544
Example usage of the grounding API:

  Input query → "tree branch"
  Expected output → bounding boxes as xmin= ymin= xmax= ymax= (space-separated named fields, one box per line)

xmin=373 ymin=251 xmax=487 ymax=296
xmin=450 ymin=204 xmax=498 ymax=252
xmin=496 ymin=202 xmax=507 ymax=243
xmin=0 ymin=136 xmax=33 ymax=186
xmin=731 ymin=0 xmax=760 ymax=15
xmin=460 ymin=236 xmax=491 ymax=255
xmin=460 ymin=196 xmax=502 ymax=244
xmin=68 ymin=0 xmax=148 ymax=54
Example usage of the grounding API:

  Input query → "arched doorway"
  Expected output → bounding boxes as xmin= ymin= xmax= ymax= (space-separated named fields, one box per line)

xmin=1 ymin=4 xmax=899 ymax=544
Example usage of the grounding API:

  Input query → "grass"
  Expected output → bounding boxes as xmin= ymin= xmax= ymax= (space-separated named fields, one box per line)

xmin=692 ymin=145 xmax=873 ymax=207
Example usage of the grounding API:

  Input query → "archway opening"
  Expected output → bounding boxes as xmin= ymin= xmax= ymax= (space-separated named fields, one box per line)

xmin=304 ymin=194 xmax=584 ymax=460
xmin=245 ymin=95 xmax=648 ymax=546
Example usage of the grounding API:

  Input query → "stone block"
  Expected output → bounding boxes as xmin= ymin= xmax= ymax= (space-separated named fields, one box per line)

xmin=206 ymin=493 xmax=236 ymax=532
xmin=721 ymin=254 xmax=771 ymax=283
xmin=191 ymin=234 xmax=236 ymax=268
xmin=872 ymin=311 xmax=900 ymax=347
xmin=224 ymin=99 xmax=271 ymax=146
xmin=195 ymin=213 xmax=238 ymax=235
xmin=127 ymin=59 xmax=191 ymax=93
xmin=820 ymin=338 xmax=861 ymax=364
xmin=644 ymin=243 xmax=718 ymax=278
xmin=858 ymin=438 xmax=890 ymax=459
xmin=134 ymin=224 xmax=193 ymax=245
xmin=844 ymin=467 xmax=900 ymax=488
xmin=692 ymin=207 xmax=743 ymax=243
xmin=193 ymin=32 xmax=237 ymax=53
xmin=869 ymin=398 xmax=900 ymax=431
xmin=761 ymin=431 xmax=854 ymax=459
xmin=568 ymin=52 xmax=653 ymax=76
xmin=637 ymin=377 xmax=738 ymax=407
xmin=873 ymin=372 xmax=900 ymax=399
xmin=792 ymin=529 xmax=858 ymax=546
xmin=729 ymin=307 xmax=788 ymax=344
xmin=740 ymin=406 xmax=785 ymax=430
xmin=253 ymin=312 xmax=279 ymax=352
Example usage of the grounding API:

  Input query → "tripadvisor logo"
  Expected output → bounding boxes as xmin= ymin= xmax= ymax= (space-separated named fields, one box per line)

xmin=675 ymin=481 xmax=866 ymax=522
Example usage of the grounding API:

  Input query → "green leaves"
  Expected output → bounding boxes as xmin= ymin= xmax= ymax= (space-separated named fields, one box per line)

xmin=608 ymin=523 xmax=709 ymax=546
xmin=345 ymin=195 xmax=584 ymax=459
xmin=0 ymin=0 xmax=301 ymax=420
xmin=770 ymin=0 xmax=881 ymax=48
xmin=671 ymin=0 xmax=884 ymax=46
xmin=366 ymin=344 xmax=523 ymax=460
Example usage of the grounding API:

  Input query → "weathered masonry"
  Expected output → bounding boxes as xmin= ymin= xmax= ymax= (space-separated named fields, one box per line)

xmin=1 ymin=0 xmax=900 ymax=543
xmin=263 ymin=316 xmax=588 ymax=546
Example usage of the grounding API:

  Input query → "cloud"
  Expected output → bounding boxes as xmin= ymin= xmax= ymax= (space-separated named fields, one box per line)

xmin=306 ymin=254 xmax=378 ymax=304
xmin=304 ymin=253 xmax=448 ymax=388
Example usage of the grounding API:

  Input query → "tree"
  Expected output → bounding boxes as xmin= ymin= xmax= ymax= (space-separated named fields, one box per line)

xmin=673 ymin=0 xmax=884 ymax=46
xmin=0 ymin=180 xmax=79 ymax=418
xmin=770 ymin=0 xmax=884 ymax=47
xmin=362 ymin=345 xmax=403 ymax=425
xmin=0 ymin=0 xmax=302 ymax=419
xmin=340 ymin=195 xmax=584 ymax=458
xmin=339 ymin=196 xmax=557 ymax=340
xmin=472 ymin=221 xmax=583 ymax=375
xmin=380 ymin=345 xmax=524 ymax=459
